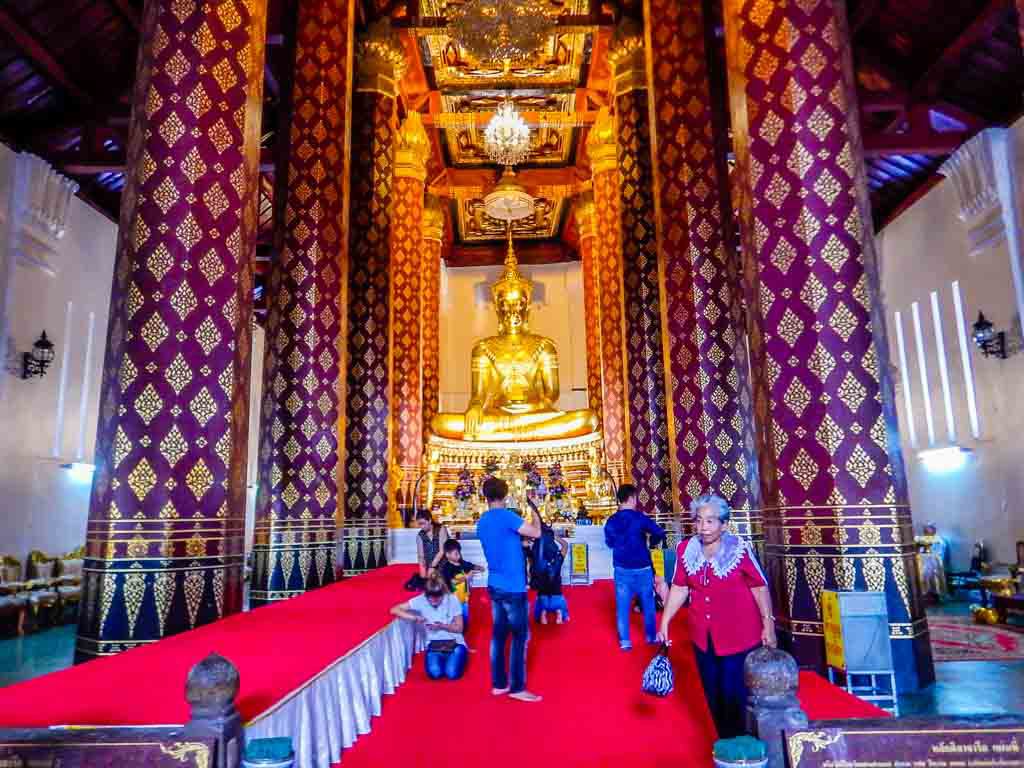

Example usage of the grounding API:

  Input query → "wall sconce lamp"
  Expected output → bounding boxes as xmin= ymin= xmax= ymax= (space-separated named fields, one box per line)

xmin=971 ymin=312 xmax=1007 ymax=359
xmin=21 ymin=331 xmax=55 ymax=379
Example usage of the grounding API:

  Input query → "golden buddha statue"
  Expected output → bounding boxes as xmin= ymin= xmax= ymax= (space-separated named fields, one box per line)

xmin=430 ymin=233 xmax=599 ymax=442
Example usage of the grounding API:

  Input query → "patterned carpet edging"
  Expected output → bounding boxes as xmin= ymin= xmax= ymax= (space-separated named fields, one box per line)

xmin=928 ymin=615 xmax=1024 ymax=662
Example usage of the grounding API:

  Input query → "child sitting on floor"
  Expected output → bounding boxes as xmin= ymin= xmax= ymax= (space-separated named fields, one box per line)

xmin=438 ymin=539 xmax=484 ymax=630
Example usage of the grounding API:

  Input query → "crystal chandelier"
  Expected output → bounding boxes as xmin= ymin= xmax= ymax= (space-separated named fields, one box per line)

xmin=483 ymin=99 xmax=532 ymax=167
xmin=447 ymin=0 xmax=555 ymax=63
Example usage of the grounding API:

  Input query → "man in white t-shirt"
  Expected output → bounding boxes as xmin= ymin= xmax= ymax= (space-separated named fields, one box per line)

xmin=391 ymin=577 xmax=468 ymax=680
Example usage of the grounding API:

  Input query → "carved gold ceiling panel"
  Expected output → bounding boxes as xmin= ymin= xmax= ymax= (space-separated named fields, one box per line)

xmin=418 ymin=0 xmax=590 ymax=89
xmin=456 ymin=194 xmax=565 ymax=242
xmin=441 ymin=91 xmax=575 ymax=166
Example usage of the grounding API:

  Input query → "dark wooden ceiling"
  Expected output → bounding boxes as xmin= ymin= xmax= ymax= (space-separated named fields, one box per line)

xmin=0 ymin=0 xmax=1021 ymax=297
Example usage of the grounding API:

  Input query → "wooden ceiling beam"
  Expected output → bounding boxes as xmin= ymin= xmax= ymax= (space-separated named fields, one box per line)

xmin=423 ymin=110 xmax=598 ymax=127
xmin=912 ymin=0 xmax=1012 ymax=102
xmin=106 ymin=0 xmax=141 ymax=32
xmin=446 ymin=241 xmax=577 ymax=267
xmin=391 ymin=13 xmax=614 ymax=31
xmin=863 ymin=128 xmax=968 ymax=158
xmin=851 ymin=0 xmax=883 ymax=35
xmin=0 ymin=6 xmax=94 ymax=107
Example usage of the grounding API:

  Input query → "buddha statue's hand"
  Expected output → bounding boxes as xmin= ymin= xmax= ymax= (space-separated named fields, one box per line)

xmin=464 ymin=403 xmax=484 ymax=438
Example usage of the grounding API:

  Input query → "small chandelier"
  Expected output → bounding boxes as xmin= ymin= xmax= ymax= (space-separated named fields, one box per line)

xmin=483 ymin=100 xmax=532 ymax=167
xmin=447 ymin=0 xmax=555 ymax=63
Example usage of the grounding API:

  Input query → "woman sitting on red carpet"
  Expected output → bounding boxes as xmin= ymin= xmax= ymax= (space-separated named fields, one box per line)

xmin=658 ymin=494 xmax=776 ymax=739
xmin=391 ymin=576 xmax=468 ymax=680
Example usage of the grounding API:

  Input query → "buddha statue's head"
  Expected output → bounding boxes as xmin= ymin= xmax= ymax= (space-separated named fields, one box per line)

xmin=491 ymin=235 xmax=532 ymax=335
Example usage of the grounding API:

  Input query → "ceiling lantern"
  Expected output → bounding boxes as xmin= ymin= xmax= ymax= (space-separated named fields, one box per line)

xmin=483 ymin=99 xmax=533 ymax=167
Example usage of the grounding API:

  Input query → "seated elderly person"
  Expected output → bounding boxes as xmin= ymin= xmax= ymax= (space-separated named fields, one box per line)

xmin=659 ymin=494 xmax=776 ymax=739
xmin=391 ymin=576 xmax=468 ymax=681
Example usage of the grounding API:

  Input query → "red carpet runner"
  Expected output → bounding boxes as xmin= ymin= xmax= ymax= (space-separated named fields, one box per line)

xmin=0 ymin=566 xmax=412 ymax=727
xmin=339 ymin=582 xmax=884 ymax=768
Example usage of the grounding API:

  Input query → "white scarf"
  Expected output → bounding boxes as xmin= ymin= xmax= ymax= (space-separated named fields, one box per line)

xmin=681 ymin=532 xmax=765 ymax=581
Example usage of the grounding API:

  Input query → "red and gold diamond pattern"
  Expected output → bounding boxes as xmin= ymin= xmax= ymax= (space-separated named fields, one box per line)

xmin=593 ymin=167 xmax=628 ymax=478
xmin=421 ymin=237 xmax=442 ymax=440
xmin=580 ymin=234 xmax=604 ymax=425
xmin=342 ymin=91 xmax=396 ymax=574
xmin=615 ymin=90 xmax=673 ymax=526
xmin=251 ymin=0 xmax=352 ymax=605
xmin=77 ymin=0 xmax=266 ymax=659
xmin=725 ymin=0 xmax=931 ymax=684
xmin=390 ymin=176 xmax=425 ymax=476
xmin=644 ymin=0 xmax=760 ymax=544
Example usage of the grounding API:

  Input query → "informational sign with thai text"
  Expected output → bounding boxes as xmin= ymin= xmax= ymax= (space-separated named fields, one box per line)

xmin=651 ymin=548 xmax=665 ymax=578
xmin=785 ymin=717 xmax=1024 ymax=768
xmin=822 ymin=589 xmax=845 ymax=671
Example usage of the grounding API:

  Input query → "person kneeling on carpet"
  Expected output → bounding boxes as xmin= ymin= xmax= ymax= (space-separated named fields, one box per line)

xmin=658 ymin=494 xmax=776 ymax=739
xmin=439 ymin=538 xmax=484 ymax=631
xmin=391 ymin=576 xmax=468 ymax=681
xmin=527 ymin=498 xmax=570 ymax=624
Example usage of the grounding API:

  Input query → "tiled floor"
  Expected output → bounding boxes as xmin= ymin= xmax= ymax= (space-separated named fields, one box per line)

xmin=0 ymin=624 xmax=75 ymax=688
xmin=898 ymin=597 xmax=1024 ymax=716
xmin=1 ymin=599 xmax=1022 ymax=720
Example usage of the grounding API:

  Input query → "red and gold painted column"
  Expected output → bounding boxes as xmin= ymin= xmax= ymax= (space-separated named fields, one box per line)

xmin=724 ymin=0 xmax=933 ymax=688
xmin=76 ymin=0 xmax=266 ymax=659
xmin=608 ymin=20 xmax=673 ymax=526
xmin=389 ymin=111 xmax=431 ymax=528
xmin=421 ymin=195 xmax=444 ymax=441
xmin=341 ymin=20 xmax=404 ymax=574
xmin=251 ymin=0 xmax=354 ymax=606
xmin=642 ymin=0 xmax=761 ymax=546
xmin=575 ymin=191 xmax=604 ymax=428
xmin=586 ymin=110 xmax=628 ymax=482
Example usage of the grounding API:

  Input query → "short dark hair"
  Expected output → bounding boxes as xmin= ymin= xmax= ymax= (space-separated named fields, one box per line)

xmin=616 ymin=483 xmax=638 ymax=505
xmin=424 ymin=576 xmax=447 ymax=597
xmin=415 ymin=509 xmax=433 ymax=522
xmin=443 ymin=538 xmax=462 ymax=554
xmin=482 ymin=476 xmax=508 ymax=502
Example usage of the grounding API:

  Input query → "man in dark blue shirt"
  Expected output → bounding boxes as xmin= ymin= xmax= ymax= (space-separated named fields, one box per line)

xmin=477 ymin=476 xmax=542 ymax=702
xmin=604 ymin=483 xmax=665 ymax=650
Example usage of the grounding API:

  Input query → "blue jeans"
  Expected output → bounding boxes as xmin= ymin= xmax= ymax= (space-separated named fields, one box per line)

xmin=533 ymin=593 xmax=569 ymax=621
xmin=489 ymin=587 xmax=529 ymax=693
xmin=461 ymin=601 xmax=470 ymax=634
xmin=426 ymin=644 xmax=468 ymax=680
xmin=614 ymin=566 xmax=656 ymax=648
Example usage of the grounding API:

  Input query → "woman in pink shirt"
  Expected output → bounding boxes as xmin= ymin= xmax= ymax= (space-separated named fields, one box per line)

xmin=658 ymin=494 xmax=776 ymax=738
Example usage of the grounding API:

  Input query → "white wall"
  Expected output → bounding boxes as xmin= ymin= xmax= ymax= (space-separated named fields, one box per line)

xmin=438 ymin=261 xmax=589 ymax=415
xmin=878 ymin=120 xmax=1024 ymax=569
xmin=0 ymin=143 xmax=117 ymax=561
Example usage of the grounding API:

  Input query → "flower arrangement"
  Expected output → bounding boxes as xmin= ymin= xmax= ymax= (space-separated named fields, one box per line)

xmin=547 ymin=462 xmax=568 ymax=499
xmin=454 ymin=465 xmax=476 ymax=502
xmin=522 ymin=459 xmax=543 ymax=490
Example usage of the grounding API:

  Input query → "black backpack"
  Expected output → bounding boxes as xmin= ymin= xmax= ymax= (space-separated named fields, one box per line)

xmin=530 ymin=529 xmax=563 ymax=591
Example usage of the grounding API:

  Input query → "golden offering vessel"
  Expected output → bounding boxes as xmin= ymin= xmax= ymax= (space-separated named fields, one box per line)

xmin=430 ymin=233 xmax=598 ymax=442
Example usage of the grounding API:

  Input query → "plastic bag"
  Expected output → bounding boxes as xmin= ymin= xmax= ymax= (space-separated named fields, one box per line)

xmin=641 ymin=644 xmax=674 ymax=696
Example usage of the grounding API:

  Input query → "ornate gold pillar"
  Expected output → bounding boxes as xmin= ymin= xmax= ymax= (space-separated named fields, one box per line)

xmin=421 ymin=194 xmax=444 ymax=443
xmin=575 ymin=190 xmax=604 ymax=428
xmin=586 ymin=109 xmax=628 ymax=482
xmin=642 ymin=0 xmax=761 ymax=546
xmin=76 ymin=0 xmax=267 ymax=659
xmin=389 ymin=111 xmax=431 ymax=528
xmin=608 ymin=19 xmax=674 ymax=526
xmin=724 ymin=0 xmax=933 ymax=689
xmin=341 ymin=20 xmax=404 ymax=573
xmin=251 ymin=0 xmax=354 ymax=605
